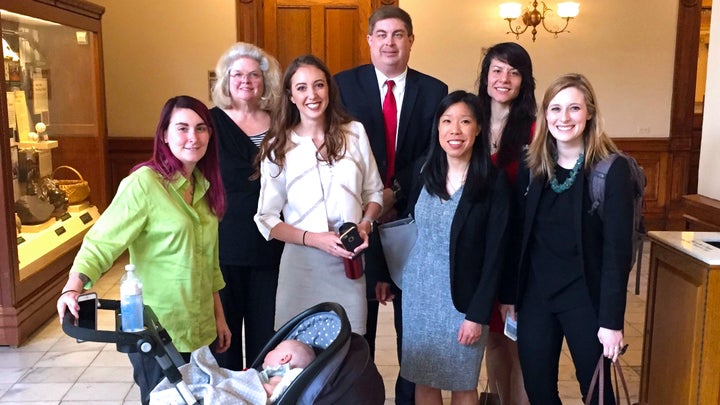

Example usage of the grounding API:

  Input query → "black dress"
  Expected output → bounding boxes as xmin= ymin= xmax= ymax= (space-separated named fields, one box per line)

xmin=211 ymin=107 xmax=283 ymax=370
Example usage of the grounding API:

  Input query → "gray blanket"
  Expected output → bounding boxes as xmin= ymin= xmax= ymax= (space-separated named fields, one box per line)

xmin=149 ymin=346 xmax=267 ymax=405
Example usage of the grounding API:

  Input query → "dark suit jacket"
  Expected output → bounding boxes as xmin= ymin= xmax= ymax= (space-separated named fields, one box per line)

xmin=506 ymin=156 xmax=634 ymax=330
xmin=334 ymin=64 xmax=448 ymax=205
xmin=334 ymin=64 xmax=448 ymax=291
xmin=403 ymin=165 xmax=511 ymax=324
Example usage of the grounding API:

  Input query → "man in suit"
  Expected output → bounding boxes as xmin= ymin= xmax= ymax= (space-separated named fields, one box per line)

xmin=334 ymin=6 xmax=448 ymax=404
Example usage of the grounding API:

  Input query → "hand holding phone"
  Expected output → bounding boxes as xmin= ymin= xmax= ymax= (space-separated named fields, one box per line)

xmin=339 ymin=222 xmax=363 ymax=252
xmin=76 ymin=292 xmax=98 ymax=342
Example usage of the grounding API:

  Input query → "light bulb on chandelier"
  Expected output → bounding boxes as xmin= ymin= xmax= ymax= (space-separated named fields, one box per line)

xmin=499 ymin=1 xmax=580 ymax=42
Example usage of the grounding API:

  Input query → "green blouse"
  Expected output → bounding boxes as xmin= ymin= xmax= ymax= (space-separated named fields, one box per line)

xmin=70 ymin=166 xmax=225 ymax=352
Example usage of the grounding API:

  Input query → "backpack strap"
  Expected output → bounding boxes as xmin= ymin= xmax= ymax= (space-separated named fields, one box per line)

xmin=588 ymin=153 xmax=620 ymax=218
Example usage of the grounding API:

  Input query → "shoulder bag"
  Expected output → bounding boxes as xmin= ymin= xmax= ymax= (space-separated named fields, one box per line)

xmin=377 ymin=216 xmax=417 ymax=289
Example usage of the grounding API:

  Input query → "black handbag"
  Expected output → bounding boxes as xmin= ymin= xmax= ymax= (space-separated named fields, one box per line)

xmin=479 ymin=391 xmax=501 ymax=405
xmin=479 ymin=378 xmax=501 ymax=405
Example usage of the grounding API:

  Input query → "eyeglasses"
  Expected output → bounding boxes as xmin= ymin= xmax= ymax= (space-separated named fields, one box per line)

xmin=229 ymin=71 xmax=262 ymax=81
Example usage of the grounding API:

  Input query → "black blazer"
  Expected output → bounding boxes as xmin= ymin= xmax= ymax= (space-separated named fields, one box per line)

xmin=507 ymin=157 xmax=634 ymax=330
xmin=334 ymin=64 xmax=448 ymax=204
xmin=334 ymin=65 xmax=447 ymax=291
xmin=404 ymin=165 xmax=511 ymax=324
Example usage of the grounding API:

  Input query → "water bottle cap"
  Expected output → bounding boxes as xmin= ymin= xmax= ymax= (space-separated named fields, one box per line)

xmin=125 ymin=264 xmax=136 ymax=272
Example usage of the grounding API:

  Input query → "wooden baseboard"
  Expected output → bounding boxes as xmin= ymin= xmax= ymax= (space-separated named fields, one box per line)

xmin=108 ymin=137 xmax=154 ymax=196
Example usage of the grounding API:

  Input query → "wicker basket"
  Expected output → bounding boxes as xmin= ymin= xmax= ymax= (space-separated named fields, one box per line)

xmin=52 ymin=165 xmax=90 ymax=204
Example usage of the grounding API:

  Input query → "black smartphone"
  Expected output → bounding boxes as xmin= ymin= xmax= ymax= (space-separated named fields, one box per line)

xmin=76 ymin=292 xmax=97 ymax=342
xmin=339 ymin=222 xmax=363 ymax=252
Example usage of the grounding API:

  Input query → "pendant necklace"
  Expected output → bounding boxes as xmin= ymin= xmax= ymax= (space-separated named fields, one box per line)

xmin=550 ymin=153 xmax=584 ymax=193
xmin=490 ymin=114 xmax=507 ymax=154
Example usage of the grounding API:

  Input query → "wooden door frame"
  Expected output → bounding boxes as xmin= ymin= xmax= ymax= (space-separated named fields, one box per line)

xmin=666 ymin=0 xmax=704 ymax=229
xmin=235 ymin=0 xmax=398 ymax=46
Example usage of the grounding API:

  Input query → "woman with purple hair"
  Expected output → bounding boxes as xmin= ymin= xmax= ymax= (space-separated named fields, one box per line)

xmin=56 ymin=95 xmax=230 ymax=405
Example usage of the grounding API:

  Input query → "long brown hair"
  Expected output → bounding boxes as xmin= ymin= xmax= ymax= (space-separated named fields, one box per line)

xmin=477 ymin=42 xmax=536 ymax=168
xmin=527 ymin=73 xmax=619 ymax=181
xmin=256 ymin=54 xmax=353 ymax=174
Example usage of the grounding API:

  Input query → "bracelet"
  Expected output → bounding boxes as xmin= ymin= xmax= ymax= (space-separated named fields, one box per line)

xmin=361 ymin=216 xmax=374 ymax=233
xmin=302 ymin=230 xmax=308 ymax=246
xmin=60 ymin=289 xmax=79 ymax=297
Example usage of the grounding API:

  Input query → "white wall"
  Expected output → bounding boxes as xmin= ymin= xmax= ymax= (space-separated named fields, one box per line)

xmin=698 ymin=4 xmax=720 ymax=200
xmin=94 ymin=0 xmax=237 ymax=138
xmin=403 ymin=0 xmax=677 ymax=138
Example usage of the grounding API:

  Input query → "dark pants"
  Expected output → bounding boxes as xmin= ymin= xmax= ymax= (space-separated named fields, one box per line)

xmin=517 ymin=277 xmax=616 ymax=405
xmin=215 ymin=264 xmax=279 ymax=370
xmin=129 ymin=350 xmax=191 ymax=405
xmin=365 ymin=292 xmax=415 ymax=405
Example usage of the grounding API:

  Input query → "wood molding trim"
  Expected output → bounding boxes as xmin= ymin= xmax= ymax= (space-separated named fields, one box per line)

xmin=681 ymin=194 xmax=720 ymax=231
xmin=236 ymin=0 xmax=263 ymax=45
xmin=108 ymin=135 xmax=676 ymax=230
xmin=615 ymin=138 xmax=670 ymax=231
xmin=107 ymin=137 xmax=153 ymax=197
xmin=666 ymin=0 xmax=703 ymax=230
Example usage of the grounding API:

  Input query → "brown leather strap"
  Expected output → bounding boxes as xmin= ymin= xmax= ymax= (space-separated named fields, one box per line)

xmin=613 ymin=358 xmax=632 ymax=404
xmin=586 ymin=355 xmax=632 ymax=405
xmin=586 ymin=356 xmax=604 ymax=405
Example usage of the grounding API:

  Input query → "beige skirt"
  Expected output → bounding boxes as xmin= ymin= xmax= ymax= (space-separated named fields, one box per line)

xmin=274 ymin=243 xmax=367 ymax=334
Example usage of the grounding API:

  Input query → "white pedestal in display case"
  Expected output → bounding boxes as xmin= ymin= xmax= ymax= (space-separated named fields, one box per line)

xmin=17 ymin=205 xmax=99 ymax=279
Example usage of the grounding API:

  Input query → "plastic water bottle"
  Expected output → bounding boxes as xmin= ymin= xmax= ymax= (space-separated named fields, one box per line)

xmin=120 ymin=264 xmax=144 ymax=332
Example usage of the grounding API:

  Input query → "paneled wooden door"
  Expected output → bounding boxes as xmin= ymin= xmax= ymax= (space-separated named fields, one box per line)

xmin=236 ymin=0 xmax=398 ymax=73
xmin=263 ymin=0 xmax=371 ymax=73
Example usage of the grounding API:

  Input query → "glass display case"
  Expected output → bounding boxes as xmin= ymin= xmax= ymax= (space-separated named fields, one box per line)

xmin=0 ymin=0 xmax=107 ymax=346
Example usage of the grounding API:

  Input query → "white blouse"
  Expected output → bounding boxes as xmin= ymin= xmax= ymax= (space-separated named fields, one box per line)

xmin=255 ymin=120 xmax=383 ymax=239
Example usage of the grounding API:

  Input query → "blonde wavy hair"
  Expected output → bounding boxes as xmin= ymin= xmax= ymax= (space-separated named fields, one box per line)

xmin=211 ymin=42 xmax=281 ymax=111
xmin=527 ymin=73 xmax=619 ymax=181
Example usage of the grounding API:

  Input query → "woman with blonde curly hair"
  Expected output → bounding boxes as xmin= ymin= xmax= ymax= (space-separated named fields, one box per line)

xmin=210 ymin=42 xmax=284 ymax=371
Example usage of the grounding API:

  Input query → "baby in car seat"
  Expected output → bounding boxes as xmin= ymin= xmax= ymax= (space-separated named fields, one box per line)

xmin=260 ymin=339 xmax=316 ymax=403
xmin=148 ymin=339 xmax=316 ymax=405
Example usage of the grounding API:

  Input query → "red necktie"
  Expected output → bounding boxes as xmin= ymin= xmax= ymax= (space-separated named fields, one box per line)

xmin=383 ymin=80 xmax=397 ymax=185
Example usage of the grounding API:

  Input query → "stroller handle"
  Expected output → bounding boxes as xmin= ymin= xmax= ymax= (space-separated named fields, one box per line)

xmin=62 ymin=310 xmax=121 ymax=343
xmin=61 ymin=298 xmax=199 ymax=405
xmin=62 ymin=299 xmax=138 ymax=344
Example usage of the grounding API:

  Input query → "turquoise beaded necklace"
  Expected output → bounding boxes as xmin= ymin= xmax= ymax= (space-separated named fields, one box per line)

xmin=550 ymin=153 xmax=584 ymax=193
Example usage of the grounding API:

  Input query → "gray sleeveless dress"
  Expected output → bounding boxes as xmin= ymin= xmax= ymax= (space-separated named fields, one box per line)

xmin=400 ymin=186 xmax=487 ymax=390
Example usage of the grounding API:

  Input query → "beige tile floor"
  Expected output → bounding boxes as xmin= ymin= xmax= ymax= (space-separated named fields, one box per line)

xmin=0 ymin=246 xmax=648 ymax=404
